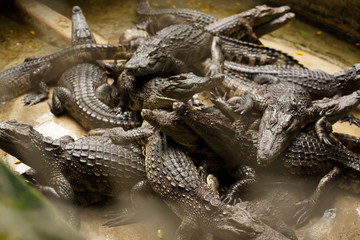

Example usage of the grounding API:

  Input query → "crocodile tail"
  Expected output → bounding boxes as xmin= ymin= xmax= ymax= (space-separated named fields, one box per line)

xmin=219 ymin=35 xmax=304 ymax=68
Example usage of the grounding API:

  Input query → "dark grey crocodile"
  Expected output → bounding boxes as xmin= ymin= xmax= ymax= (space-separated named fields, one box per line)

xmin=180 ymin=98 xmax=360 ymax=226
xmin=125 ymin=23 xmax=224 ymax=77
xmin=117 ymin=71 xmax=223 ymax=110
xmin=239 ymin=183 xmax=305 ymax=240
xmin=219 ymin=73 xmax=360 ymax=165
xmin=143 ymin=131 xmax=290 ymax=240
xmin=125 ymin=23 xmax=302 ymax=77
xmin=136 ymin=0 xmax=294 ymax=43
xmin=224 ymin=60 xmax=360 ymax=100
xmin=49 ymin=63 xmax=142 ymax=130
xmin=141 ymin=108 xmax=203 ymax=151
xmin=49 ymin=6 xmax=141 ymax=130
xmin=0 ymin=120 xmax=146 ymax=206
xmin=0 ymin=43 xmax=131 ymax=105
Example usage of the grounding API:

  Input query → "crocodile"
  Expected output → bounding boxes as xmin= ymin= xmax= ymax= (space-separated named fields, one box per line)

xmin=219 ymin=73 xmax=360 ymax=166
xmin=0 ymin=43 xmax=132 ymax=105
xmin=125 ymin=23 xmax=302 ymax=77
xmin=223 ymin=60 xmax=360 ymax=100
xmin=223 ymin=60 xmax=360 ymax=127
xmin=238 ymin=182 xmax=308 ymax=240
xmin=49 ymin=63 xmax=142 ymax=130
xmin=0 ymin=119 xmax=289 ymax=238
xmin=141 ymin=108 xmax=203 ymax=151
xmin=136 ymin=0 xmax=295 ymax=43
xmin=103 ymin=103 xmax=360 ymax=228
xmin=143 ymin=130 xmax=290 ymax=240
xmin=124 ymin=23 xmax=224 ymax=77
xmin=0 ymin=120 xmax=146 ymax=206
xmin=49 ymin=6 xmax=141 ymax=130
xmin=203 ymin=98 xmax=360 ymax=226
xmin=70 ymin=5 xmax=122 ymax=107
xmin=117 ymin=71 xmax=224 ymax=110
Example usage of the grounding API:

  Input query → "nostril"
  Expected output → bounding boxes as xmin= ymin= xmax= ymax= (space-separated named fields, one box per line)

xmin=72 ymin=6 xmax=81 ymax=13
xmin=172 ymin=101 xmax=184 ymax=110
xmin=125 ymin=68 xmax=135 ymax=75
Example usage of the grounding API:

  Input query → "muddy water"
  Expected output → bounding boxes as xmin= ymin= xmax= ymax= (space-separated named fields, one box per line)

xmin=1 ymin=0 xmax=360 ymax=239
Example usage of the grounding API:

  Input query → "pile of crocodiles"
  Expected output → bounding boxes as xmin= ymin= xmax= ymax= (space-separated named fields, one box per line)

xmin=1 ymin=1 xmax=360 ymax=239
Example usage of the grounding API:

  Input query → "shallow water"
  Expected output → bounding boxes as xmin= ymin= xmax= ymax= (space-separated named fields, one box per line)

xmin=1 ymin=0 xmax=360 ymax=239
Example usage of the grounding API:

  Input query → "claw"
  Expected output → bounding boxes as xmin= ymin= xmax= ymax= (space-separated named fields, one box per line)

xmin=23 ymin=94 xmax=47 ymax=106
xmin=341 ymin=113 xmax=360 ymax=127
xmin=221 ymin=191 xmax=241 ymax=205
xmin=293 ymin=198 xmax=316 ymax=227
xmin=103 ymin=208 xmax=138 ymax=227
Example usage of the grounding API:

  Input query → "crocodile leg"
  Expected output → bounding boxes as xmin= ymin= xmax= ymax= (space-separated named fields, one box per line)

xmin=141 ymin=109 xmax=209 ymax=154
xmin=221 ymin=165 xmax=257 ymax=205
xmin=49 ymin=170 xmax=75 ymax=201
xmin=293 ymin=166 xmax=341 ymax=227
xmin=175 ymin=217 xmax=197 ymax=240
xmin=314 ymin=116 xmax=342 ymax=146
xmin=103 ymin=180 xmax=154 ymax=226
xmin=23 ymin=62 xmax=51 ymax=105
xmin=340 ymin=112 xmax=360 ymax=127
xmin=49 ymin=87 xmax=73 ymax=116
xmin=89 ymin=124 xmax=153 ymax=145
xmin=205 ymin=36 xmax=224 ymax=76
xmin=334 ymin=132 xmax=360 ymax=154
xmin=313 ymin=90 xmax=360 ymax=127
xmin=35 ymin=184 xmax=61 ymax=198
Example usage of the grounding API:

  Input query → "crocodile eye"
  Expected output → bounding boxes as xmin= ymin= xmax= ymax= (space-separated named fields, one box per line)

xmin=149 ymin=51 xmax=157 ymax=57
xmin=282 ymin=115 xmax=294 ymax=131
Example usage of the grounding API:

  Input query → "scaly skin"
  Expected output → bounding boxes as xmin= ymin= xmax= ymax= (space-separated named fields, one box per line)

xmin=49 ymin=6 xmax=141 ymax=130
xmin=117 ymin=71 xmax=224 ymax=110
xmin=239 ymin=183 xmax=301 ymax=240
xmin=49 ymin=63 xmax=142 ymax=130
xmin=334 ymin=132 xmax=360 ymax=154
xmin=141 ymin=108 xmax=203 ymax=151
xmin=0 ymin=120 xmax=146 ymax=206
xmin=180 ymin=99 xmax=360 ymax=226
xmin=220 ymin=73 xmax=360 ymax=165
xmin=125 ymin=24 xmax=301 ymax=76
xmin=0 ymin=43 xmax=131 ymax=105
xmin=71 ymin=6 xmax=96 ymax=45
xmin=216 ymin=34 xmax=302 ymax=67
xmin=144 ymin=131 xmax=290 ymax=240
xmin=224 ymin=60 xmax=360 ymax=100
xmin=136 ymin=0 xmax=294 ymax=43
xmin=125 ymin=24 xmax=223 ymax=76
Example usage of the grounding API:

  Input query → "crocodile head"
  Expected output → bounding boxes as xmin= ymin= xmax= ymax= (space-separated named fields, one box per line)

xmin=150 ymin=73 xmax=224 ymax=108
xmin=125 ymin=44 xmax=171 ymax=76
xmin=0 ymin=120 xmax=44 ymax=166
xmin=211 ymin=203 xmax=289 ymax=239
xmin=141 ymin=108 xmax=201 ymax=148
xmin=342 ymin=63 xmax=360 ymax=95
xmin=257 ymin=105 xmax=306 ymax=166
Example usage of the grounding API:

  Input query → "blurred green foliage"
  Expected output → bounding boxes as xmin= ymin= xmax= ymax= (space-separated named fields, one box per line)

xmin=0 ymin=160 xmax=84 ymax=240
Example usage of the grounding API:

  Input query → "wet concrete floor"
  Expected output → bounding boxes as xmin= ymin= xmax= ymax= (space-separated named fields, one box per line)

xmin=1 ymin=0 xmax=360 ymax=239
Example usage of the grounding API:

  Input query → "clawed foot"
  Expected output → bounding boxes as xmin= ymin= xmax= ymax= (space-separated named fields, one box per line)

xmin=111 ymin=107 xmax=125 ymax=115
xmin=293 ymin=197 xmax=316 ymax=227
xmin=221 ymin=191 xmax=241 ymax=205
xmin=23 ymin=94 xmax=47 ymax=106
xmin=103 ymin=208 xmax=139 ymax=227
xmin=341 ymin=113 xmax=360 ymax=127
xmin=318 ymin=132 xmax=334 ymax=146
